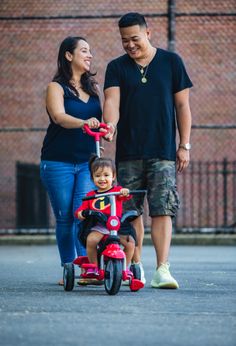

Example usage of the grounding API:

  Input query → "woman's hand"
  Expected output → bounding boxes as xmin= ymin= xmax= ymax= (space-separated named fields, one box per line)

xmin=84 ymin=117 xmax=100 ymax=129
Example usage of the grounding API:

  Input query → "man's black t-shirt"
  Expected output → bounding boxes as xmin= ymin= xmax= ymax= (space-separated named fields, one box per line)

xmin=104 ymin=48 xmax=193 ymax=161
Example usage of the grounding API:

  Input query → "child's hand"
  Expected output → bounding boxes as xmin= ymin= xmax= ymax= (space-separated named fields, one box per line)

xmin=120 ymin=188 xmax=130 ymax=196
xmin=77 ymin=210 xmax=86 ymax=220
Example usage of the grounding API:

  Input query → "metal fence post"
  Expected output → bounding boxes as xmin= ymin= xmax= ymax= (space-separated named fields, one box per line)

xmin=168 ymin=0 xmax=176 ymax=52
xmin=223 ymin=158 xmax=228 ymax=227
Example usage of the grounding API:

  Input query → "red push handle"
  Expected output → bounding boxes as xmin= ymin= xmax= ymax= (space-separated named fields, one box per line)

xmin=83 ymin=122 xmax=109 ymax=141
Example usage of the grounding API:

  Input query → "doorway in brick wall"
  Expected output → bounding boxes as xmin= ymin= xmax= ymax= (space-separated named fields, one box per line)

xmin=16 ymin=162 xmax=49 ymax=228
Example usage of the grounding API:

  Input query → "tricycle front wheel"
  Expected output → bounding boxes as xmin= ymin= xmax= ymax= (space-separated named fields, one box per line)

xmin=104 ymin=259 xmax=122 ymax=295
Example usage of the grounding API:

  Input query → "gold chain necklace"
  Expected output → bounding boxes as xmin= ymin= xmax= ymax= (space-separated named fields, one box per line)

xmin=136 ymin=63 xmax=149 ymax=83
xmin=135 ymin=47 xmax=156 ymax=84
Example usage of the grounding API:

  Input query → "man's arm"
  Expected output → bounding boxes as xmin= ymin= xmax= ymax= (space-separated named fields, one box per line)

xmin=174 ymin=88 xmax=192 ymax=172
xmin=103 ymin=87 xmax=120 ymax=141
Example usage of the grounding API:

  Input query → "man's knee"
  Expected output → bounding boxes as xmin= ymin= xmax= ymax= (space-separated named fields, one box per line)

xmin=121 ymin=236 xmax=135 ymax=249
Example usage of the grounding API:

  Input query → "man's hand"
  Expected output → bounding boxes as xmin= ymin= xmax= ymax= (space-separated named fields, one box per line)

xmin=176 ymin=148 xmax=190 ymax=172
xmin=103 ymin=122 xmax=116 ymax=142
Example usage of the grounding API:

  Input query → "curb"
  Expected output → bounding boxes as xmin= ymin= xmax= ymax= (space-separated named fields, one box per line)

xmin=0 ymin=235 xmax=56 ymax=246
xmin=0 ymin=234 xmax=236 ymax=246
xmin=145 ymin=234 xmax=236 ymax=246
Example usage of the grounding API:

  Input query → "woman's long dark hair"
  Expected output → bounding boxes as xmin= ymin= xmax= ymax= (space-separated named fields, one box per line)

xmin=53 ymin=36 xmax=99 ymax=96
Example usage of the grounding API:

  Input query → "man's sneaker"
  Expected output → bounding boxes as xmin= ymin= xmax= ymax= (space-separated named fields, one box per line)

xmin=131 ymin=262 xmax=146 ymax=284
xmin=139 ymin=262 xmax=146 ymax=285
xmin=123 ymin=262 xmax=146 ymax=285
xmin=151 ymin=262 xmax=179 ymax=289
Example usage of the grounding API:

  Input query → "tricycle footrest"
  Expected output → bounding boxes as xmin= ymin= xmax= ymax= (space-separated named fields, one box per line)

xmin=81 ymin=263 xmax=97 ymax=269
xmin=73 ymin=256 xmax=89 ymax=266
xmin=130 ymin=279 xmax=144 ymax=292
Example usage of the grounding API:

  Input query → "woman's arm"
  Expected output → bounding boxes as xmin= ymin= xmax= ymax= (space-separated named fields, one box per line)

xmin=46 ymin=82 xmax=100 ymax=129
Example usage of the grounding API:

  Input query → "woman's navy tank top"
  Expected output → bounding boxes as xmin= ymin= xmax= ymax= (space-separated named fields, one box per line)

xmin=41 ymin=83 xmax=102 ymax=163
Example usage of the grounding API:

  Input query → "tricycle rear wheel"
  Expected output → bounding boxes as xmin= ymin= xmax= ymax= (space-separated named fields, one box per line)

xmin=63 ymin=263 xmax=75 ymax=291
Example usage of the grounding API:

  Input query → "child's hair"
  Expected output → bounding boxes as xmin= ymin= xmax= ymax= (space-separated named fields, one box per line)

xmin=89 ymin=154 xmax=116 ymax=178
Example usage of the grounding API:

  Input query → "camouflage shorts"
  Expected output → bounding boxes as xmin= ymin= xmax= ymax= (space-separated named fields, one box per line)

xmin=117 ymin=159 xmax=180 ymax=217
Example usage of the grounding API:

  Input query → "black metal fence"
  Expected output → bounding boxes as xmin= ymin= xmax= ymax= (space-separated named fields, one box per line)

xmin=175 ymin=158 xmax=236 ymax=233
xmin=16 ymin=162 xmax=49 ymax=229
xmin=1 ymin=156 xmax=235 ymax=235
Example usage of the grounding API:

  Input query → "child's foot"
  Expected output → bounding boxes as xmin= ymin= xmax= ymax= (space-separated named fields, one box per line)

xmin=122 ymin=268 xmax=133 ymax=286
xmin=78 ymin=266 xmax=102 ymax=285
xmin=86 ymin=268 xmax=99 ymax=276
xmin=58 ymin=279 xmax=64 ymax=286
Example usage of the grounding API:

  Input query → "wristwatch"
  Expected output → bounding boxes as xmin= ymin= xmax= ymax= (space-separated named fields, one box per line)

xmin=179 ymin=143 xmax=191 ymax=150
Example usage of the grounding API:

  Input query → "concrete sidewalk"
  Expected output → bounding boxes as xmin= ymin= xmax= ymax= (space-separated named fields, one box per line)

xmin=0 ymin=233 xmax=235 ymax=246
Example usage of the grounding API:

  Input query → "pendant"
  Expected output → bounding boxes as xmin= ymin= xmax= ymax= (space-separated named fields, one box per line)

xmin=140 ymin=68 xmax=144 ymax=74
xmin=141 ymin=77 xmax=147 ymax=83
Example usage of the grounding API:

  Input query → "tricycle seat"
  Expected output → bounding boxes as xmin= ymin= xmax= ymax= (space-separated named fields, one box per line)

xmin=121 ymin=210 xmax=138 ymax=223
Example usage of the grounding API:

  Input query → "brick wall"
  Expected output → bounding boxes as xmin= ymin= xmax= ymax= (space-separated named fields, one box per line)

xmin=0 ymin=0 xmax=235 ymax=228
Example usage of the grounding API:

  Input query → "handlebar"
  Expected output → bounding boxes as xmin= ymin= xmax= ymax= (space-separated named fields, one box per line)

xmin=82 ymin=190 xmax=147 ymax=201
xmin=83 ymin=122 xmax=109 ymax=141
xmin=81 ymin=209 xmax=108 ymax=223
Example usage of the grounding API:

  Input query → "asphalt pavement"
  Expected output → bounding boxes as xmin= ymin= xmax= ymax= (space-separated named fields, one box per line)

xmin=0 ymin=245 xmax=235 ymax=346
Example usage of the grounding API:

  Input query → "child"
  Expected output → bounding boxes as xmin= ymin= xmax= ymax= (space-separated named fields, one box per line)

xmin=75 ymin=155 xmax=136 ymax=275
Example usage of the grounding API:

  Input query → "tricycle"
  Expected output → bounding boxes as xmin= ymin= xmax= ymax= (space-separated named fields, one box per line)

xmin=63 ymin=189 xmax=146 ymax=295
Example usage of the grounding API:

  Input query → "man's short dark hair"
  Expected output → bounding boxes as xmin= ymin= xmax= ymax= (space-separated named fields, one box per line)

xmin=118 ymin=12 xmax=147 ymax=28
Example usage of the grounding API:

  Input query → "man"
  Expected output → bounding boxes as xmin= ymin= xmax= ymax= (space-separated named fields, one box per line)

xmin=103 ymin=12 xmax=192 ymax=288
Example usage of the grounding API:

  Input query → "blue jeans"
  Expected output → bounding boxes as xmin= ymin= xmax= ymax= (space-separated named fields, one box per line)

xmin=40 ymin=160 xmax=95 ymax=265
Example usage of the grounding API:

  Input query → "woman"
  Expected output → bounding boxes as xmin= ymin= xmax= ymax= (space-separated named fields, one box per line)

xmin=40 ymin=36 xmax=102 ymax=284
